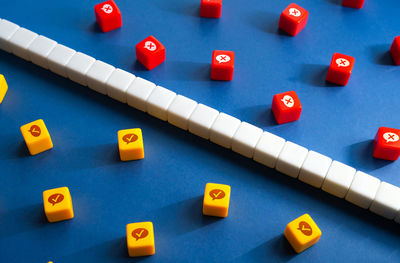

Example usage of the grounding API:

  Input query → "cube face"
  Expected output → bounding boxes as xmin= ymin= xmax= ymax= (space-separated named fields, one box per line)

xmin=136 ymin=36 xmax=166 ymax=70
xmin=43 ymin=187 xmax=74 ymax=223
xmin=200 ymin=0 xmax=222 ymax=18
xmin=373 ymin=127 xmax=400 ymax=161
xmin=321 ymin=161 xmax=356 ymax=198
xmin=203 ymin=183 xmax=231 ymax=217
xmin=342 ymin=0 xmax=365 ymax=9
xmin=284 ymin=214 xmax=321 ymax=253
xmin=94 ymin=0 xmax=122 ymax=32
xmin=126 ymin=222 xmax=155 ymax=257
xmin=279 ymin=3 xmax=309 ymax=36
xmin=211 ymin=50 xmax=235 ymax=81
xmin=326 ymin=53 xmax=355 ymax=86
xmin=390 ymin=36 xmax=400 ymax=65
xmin=271 ymin=91 xmax=302 ymax=124
xmin=0 ymin=74 xmax=8 ymax=104
xmin=118 ymin=128 xmax=144 ymax=161
xmin=20 ymin=119 xmax=53 ymax=155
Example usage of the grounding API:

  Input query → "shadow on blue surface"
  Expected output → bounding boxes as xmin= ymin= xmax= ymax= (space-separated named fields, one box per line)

xmin=369 ymin=44 xmax=394 ymax=66
xmin=156 ymin=0 xmax=199 ymax=18
xmin=323 ymin=0 xmax=341 ymax=6
xmin=299 ymin=63 xmax=343 ymax=87
xmin=237 ymin=105 xmax=277 ymax=128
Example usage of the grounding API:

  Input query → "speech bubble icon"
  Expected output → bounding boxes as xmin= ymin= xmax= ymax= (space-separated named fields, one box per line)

xmin=122 ymin=133 xmax=138 ymax=144
xmin=209 ymin=189 xmax=225 ymax=200
xmin=132 ymin=228 xmax=149 ymax=241
xmin=289 ymin=8 xmax=301 ymax=17
xmin=216 ymin=55 xmax=231 ymax=64
xmin=28 ymin=125 xmax=41 ymax=137
xmin=297 ymin=221 xmax=312 ymax=236
xmin=383 ymin=132 xmax=399 ymax=143
xmin=336 ymin=58 xmax=350 ymax=68
xmin=144 ymin=41 xmax=157 ymax=51
xmin=48 ymin=193 xmax=64 ymax=206
xmin=281 ymin=95 xmax=294 ymax=108
xmin=101 ymin=4 xmax=113 ymax=14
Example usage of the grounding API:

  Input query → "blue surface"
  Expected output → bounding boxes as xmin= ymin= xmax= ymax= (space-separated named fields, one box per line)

xmin=1 ymin=0 xmax=400 ymax=262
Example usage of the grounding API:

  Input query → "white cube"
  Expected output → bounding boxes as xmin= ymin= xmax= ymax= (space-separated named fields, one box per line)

xmin=167 ymin=95 xmax=198 ymax=130
xmin=369 ymin=182 xmax=400 ymax=220
xmin=47 ymin=44 xmax=76 ymax=77
xmin=275 ymin=141 xmax=308 ymax=178
xmin=126 ymin=77 xmax=156 ymax=112
xmin=86 ymin=60 xmax=115 ymax=95
xmin=322 ymin=161 xmax=356 ymax=198
xmin=105 ymin=69 xmax=136 ymax=103
xmin=66 ymin=52 xmax=95 ymax=86
xmin=231 ymin=122 xmax=263 ymax=158
xmin=146 ymin=86 xmax=176 ymax=121
xmin=345 ymin=171 xmax=380 ymax=209
xmin=209 ymin=113 xmax=241 ymax=149
xmin=0 ymin=19 xmax=20 ymax=53
xmin=253 ymin=131 xmax=285 ymax=168
xmin=8 ymin=27 xmax=38 ymax=60
xmin=188 ymin=104 xmax=219 ymax=140
xmin=28 ymin=35 xmax=57 ymax=69
xmin=298 ymin=151 xmax=332 ymax=188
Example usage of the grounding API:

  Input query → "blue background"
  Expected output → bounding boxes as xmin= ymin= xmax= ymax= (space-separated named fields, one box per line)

xmin=1 ymin=0 xmax=400 ymax=262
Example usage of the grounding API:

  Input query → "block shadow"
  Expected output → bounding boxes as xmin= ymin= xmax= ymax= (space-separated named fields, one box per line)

xmin=247 ymin=10 xmax=289 ymax=36
xmin=299 ymin=63 xmax=342 ymax=87
xmin=155 ymin=0 xmax=199 ymax=18
xmin=323 ymin=0 xmax=341 ymax=6
xmin=237 ymin=105 xmax=277 ymax=128
xmin=369 ymin=44 xmax=394 ymax=66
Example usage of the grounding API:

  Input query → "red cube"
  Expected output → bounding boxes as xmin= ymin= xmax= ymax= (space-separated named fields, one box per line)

xmin=136 ymin=36 xmax=166 ymax=70
xmin=342 ymin=0 xmax=365 ymax=9
xmin=211 ymin=50 xmax=234 ymax=81
xmin=200 ymin=0 xmax=222 ymax=18
xmin=390 ymin=36 xmax=400 ymax=65
xmin=271 ymin=91 xmax=302 ymax=124
xmin=94 ymin=0 xmax=122 ymax=33
xmin=278 ymin=3 xmax=309 ymax=36
xmin=325 ymin=53 xmax=355 ymax=86
xmin=373 ymin=127 xmax=400 ymax=161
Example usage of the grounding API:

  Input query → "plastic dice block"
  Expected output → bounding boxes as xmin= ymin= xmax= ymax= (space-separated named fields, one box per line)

xmin=342 ymin=0 xmax=365 ymax=9
xmin=203 ymin=183 xmax=231 ymax=218
xmin=20 ymin=119 xmax=53 ymax=155
xmin=284 ymin=214 xmax=321 ymax=253
xmin=118 ymin=128 xmax=144 ymax=161
xmin=126 ymin=222 xmax=155 ymax=257
xmin=43 ymin=187 xmax=74 ymax=223
xmin=211 ymin=50 xmax=235 ymax=81
xmin=390 ymin=36 xmax=400 ymax=65
xmin=0 ymin=74 xmax=8 ymax=104
xmin=370 ymin=182 xmax=400 ymax=220
xmin=136 ymin=36 xmax=166 ymax=70
xmin=373 ymin=127 xmax=400 ymax=161
xmin=272 ymin=91 xmax=302 ymax=124
xmin=200 ymin=0 xmax=222 ymax=18
xmin=326 ymin=53 xmax=355 ymax=86
xmin=279 ymin=3 xmax=309 ymax=36
xmin=94 ymin=0 xmax=122 ymax=32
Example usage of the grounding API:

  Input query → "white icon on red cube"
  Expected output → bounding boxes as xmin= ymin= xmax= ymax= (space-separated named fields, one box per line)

xmin=289 ymin=8 xmax=301 ymax=17
xmin=216 ymin=54 xmax=231 ymax=64
xmin=281 ymin=95 xmax=294 ymax=108
xmin=102 ymin=4 xmax=113 ymax=14
xmin=144 ymin=41 xmax=157 ymax=51
xmin=336 ymin=58 xmax=350 ymax=68
xmin=383 ymin=132 xmax=399 ymax=143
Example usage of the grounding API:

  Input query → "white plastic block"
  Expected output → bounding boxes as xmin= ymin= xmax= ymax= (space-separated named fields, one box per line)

xmin=209 ymin=113 xmax=241 ymax=149
xmin=167 ymin=95 xmax=198 ymax=130
xmin=188 ymin=104 xmax=219 ymax=140
xmin=370 ymin=182 xmax=400 ymax=220
xmin=47 ymin=44 xmax=76 ymax=77
xmin=27 ymin=35 xmax=57 ymax=69
xmin=298 ymin=151 xmax=332 ymax=188
xmin=86 ymin=60 xmax=115 ymax=95
xmin=345 ymin=171 xmax=380 ymax=209
xmin=253 ymin=132 xmax=285 ymax=168
xmin=105 ymin=68 xmax=136 ymax=103
xmin=126 ymin=77 xmax=156 ymax=112
xmin=8 ymin=27 xmax=38 ymax=60
xmin=0 ymin=19 xmax=20 ymax=53
xmin=231 ymin=122 xmax=263 ymax=158
xmin=321 ymin=161 xmax=356 ymax=198
xmin=146 ymin=86 xmax=176 ymax=121
xmin=275 ymin=141 xmax=308 ymax=178
xmin=66 ymin=52 xmax=95 ymax=86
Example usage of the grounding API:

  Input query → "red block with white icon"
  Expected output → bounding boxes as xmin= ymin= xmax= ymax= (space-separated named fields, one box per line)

xmin=211 ymin=50 xmax=235 ymax=81
xmin=342 ymin=0 xmax=365 ymax=9
xmin=373 ymin=127 xmax=400 ymax=161
xmin=271 ymin=91 xmax=302 ymax=124
xmin=325 ymin=53 xmax=355 ymax=86
xmin=94 ymin=0 xmax=122 ymax=33
xmin=200 ymin=0 xmax=222 ymax=18
xmin=390 ymin=36 xmax=400 ymax=65
xmin=278 ymin=3 xmax=309 ymax=36
xmin=136 ymin=36 xmax=166 ymax=70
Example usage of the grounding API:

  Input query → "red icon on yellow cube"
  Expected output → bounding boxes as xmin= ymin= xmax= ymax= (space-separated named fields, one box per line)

xmin=20 ymin=119 xmax=53 ymax=155
xmin=0 ymin=74 xmax=8 ymax=104
xmin=43 ymin=187 xmax=74 ymax=223
xmin=284 ymin=214 xmax=321 ymax=253
xmin=126 ymin=222 xmax=155 ymax=257
xmin=203 ymin=183 xmax=231 ymax=217
xmin=118 ymin=128 xmax=144 ymax=161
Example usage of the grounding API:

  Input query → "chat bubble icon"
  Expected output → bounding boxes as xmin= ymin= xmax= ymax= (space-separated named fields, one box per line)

xmin=289 ymin=8 xmax=301 ymax=17
xmin=216 ymin=55 xmax=230 ymax=64
xmin=48 ymin=193 xmax=64 ymax=206
xmin=383 ymin=132 xmax=399 ymax=143
xmin=122 ymin=133 xmax=138 ymax=144
xmin=336 ymin=58 xmax=350 ymax=68
xmin=281 ymin=95 xmax=294 ymax=108
xmin=28 ymin=125 xmax=41 ymax=137
xmin=101 ymin=4 xmax=113 ymax=14
xmin=209 ymin=189 xmax=225 ymax=200
xmin=144 ymin=41 xmax=157 ymax=51
xmin=298 ymin=221 xmax=312 ymax=236
xmin=132 ymin=228 xmax=149 ymax=241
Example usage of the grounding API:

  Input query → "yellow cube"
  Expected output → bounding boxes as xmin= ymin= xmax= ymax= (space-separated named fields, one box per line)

xmin=126 ymin=222 xmax=155 ymax=257
xmin=20 ymin=119 xmax=53 ymax=155
xmin=0 ymin=74 xmax=7 ymax=104
xmin=284 ymin=214 xmax=321 ymax=253
xmin=203 ymin=183 xmax=231 ymax=218
xmin=118 ymin=128 xmax=144 ymax=161
xmin=43 ymin=187 xmax=74 ymax=223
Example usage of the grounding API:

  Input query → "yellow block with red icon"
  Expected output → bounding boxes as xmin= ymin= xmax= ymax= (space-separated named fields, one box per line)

xmin=203 ymin=183 xmax=231 ymax=218
xmin=20 ymin=119 xmax=53 ymax=155
xmin=126 ymin=222 xmax=155 ymax=257
xmin=284 ymin=213 xmax=321 ymax=253
xmin=43 ymin=187 xmax=74 ymax=223
xmin=0 ymin=74 xmax=8 ymax=104
xmin=118 ymin=128 xmax=144 ymax=161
